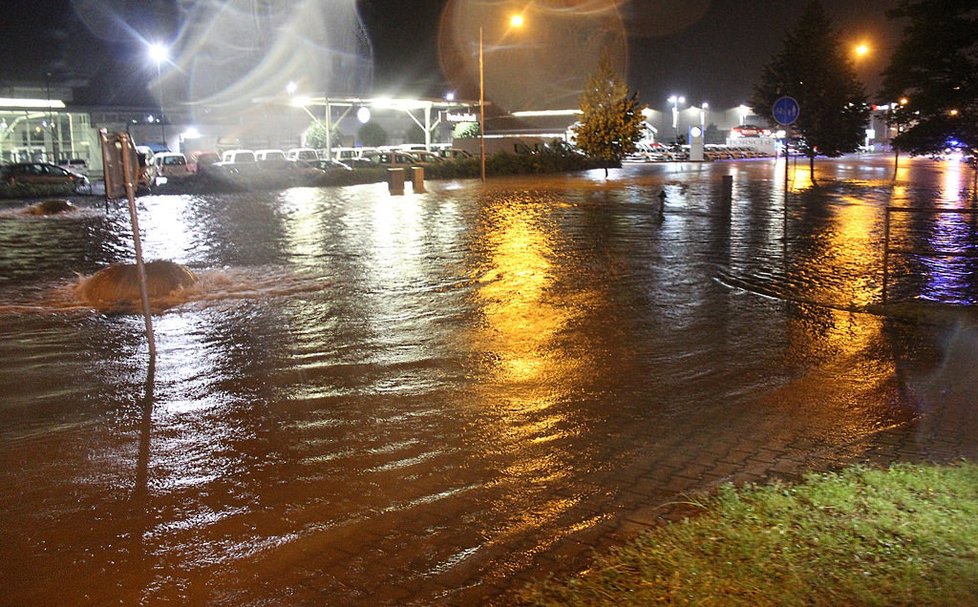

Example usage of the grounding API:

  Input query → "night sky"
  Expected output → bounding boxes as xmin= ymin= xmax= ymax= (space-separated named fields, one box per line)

xmin=1 ymin=0 xmax=902 ymax=109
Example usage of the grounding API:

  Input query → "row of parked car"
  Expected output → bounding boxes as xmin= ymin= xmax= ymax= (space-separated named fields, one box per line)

xmin=626 ymin=142 xmax=774 ymax=163
xmin=1 ymin=144 xmax=476 ymax=194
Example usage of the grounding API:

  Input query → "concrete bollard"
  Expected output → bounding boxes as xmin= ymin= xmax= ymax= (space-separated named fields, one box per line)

xmin=388 ymin=168 xmax=405 ymax=195
xmin=411 ymin=166 xmax=425 ymax=193
xmin=721 ymin=175 xmax=733 ymax=201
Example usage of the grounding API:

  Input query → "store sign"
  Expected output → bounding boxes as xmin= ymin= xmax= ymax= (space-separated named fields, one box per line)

xmin=446 ymin=112 xmax=477 ymax=122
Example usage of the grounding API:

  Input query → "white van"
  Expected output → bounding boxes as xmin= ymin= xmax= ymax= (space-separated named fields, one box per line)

xmin=286 ymin=148 xmax=319 ymax=162
xmin=155 ymin=152 xmax=192 ymax=179
xmin=255 ymin=149 xmax=291 ymax=171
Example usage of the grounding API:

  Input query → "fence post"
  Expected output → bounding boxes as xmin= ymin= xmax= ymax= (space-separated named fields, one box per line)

xmin=881 ymin=207 xmax=891 ymax=304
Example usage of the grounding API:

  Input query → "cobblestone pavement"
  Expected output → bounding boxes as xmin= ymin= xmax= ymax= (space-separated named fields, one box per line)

xmin=469 ymin=321 xmax=978 ymax=606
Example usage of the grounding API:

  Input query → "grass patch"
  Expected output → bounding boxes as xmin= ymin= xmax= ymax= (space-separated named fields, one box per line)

xmin=520 ymin=462 xmax=978 ymax=606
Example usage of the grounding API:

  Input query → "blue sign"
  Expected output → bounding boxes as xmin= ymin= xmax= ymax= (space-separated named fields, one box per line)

xmin=773 ymin=96 xmax=800 ymax=126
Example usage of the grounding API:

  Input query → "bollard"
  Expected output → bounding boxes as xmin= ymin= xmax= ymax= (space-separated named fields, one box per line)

xmin=721 ymin=175 xmax=733 ymax=201
xmin=411 ymin=166 xmax=425 ymax=193
xmin=387 ymin=168 xmax=405 ymax=195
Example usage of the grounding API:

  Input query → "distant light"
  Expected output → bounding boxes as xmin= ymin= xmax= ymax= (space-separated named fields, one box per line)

xmin=149 ymin=42 xmax=169 ymax=64
xmin=701 ymin=102 xmax=709 ymax=109
xmin=445 ymin=91 xmax=455 ymax=102
xmin=147 ymin=114 xmax=156 ymax=123
xmin=854 ymin=42 xmax=870 ymax=58
xmin=286 ymin=81 xmax=297 ymax=96
xmin=357 ymin=106 xmax=371 ymax=123
xmin=510 ymin=14 xmax=524 ymax=28
xmin=182 ymin=127 xmax=201 ymax=139
xmin=0 ymin=97 xmax=66 ymax=109
xmin=511 ymin=109 xmax=581 ymax=117
xmin=291 ymin=95 xmax=312 ymax=107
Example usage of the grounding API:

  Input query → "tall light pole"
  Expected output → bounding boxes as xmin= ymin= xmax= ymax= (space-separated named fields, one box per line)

xmin=668 ymin=95 xmax=685 ymax=143
xmin=700 ymin=102 xmax=708 ymax=130
xmin=480 ymin=14 xmax=524 ymax=182
xmin=149 ymin=42 xmax=169 ymax=148
xmin=479 ymin=26 xmax=485 ymax=182
xmin=286 ymin=81 xmax=297 ymax=147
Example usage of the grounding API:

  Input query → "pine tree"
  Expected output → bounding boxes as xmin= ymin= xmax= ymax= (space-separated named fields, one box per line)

xmin=574 ymin=52 xmax=646 ymax=178
xmin=750 ymin=0 xmax=870 ymax=183
xmin=881 ymin=0 xmax=978 ymax=181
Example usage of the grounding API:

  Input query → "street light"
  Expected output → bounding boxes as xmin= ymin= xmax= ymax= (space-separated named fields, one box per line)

xmin=737 ymin=104 xmax=751 ymax=126
xmin=148 ymin=42 xmax=169 ymax=148
xmin=668 ymin=95 xmax=685 ymax=143
xmin=480 ymin=14 xmax=525 ymax=182
xmin=700 ymin=102 xmax=709 ymax=130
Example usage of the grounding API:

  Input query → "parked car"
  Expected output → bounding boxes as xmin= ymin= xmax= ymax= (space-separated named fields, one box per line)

xmin=354 ymin=150 xmax=423 ymax=168
xmin=59 ymin=158 xmax=89 ymax=176
xmin=215 ymin=149 xmax=257 ymax=175
xmin=286 ymin=148 xmax=319 ymax=162
xmin=255 ymin=149 xmax=291 ymax=171
xmin=135 ymin=146 xmax=158 ymax=190
xmin=437 ymin=148 xmax=473 ymax=160
xmin=155 ymin=152 xmax=192 ymax=179
xmin=1 ymin=162 xmax=89 ymax=190
xmin=409 ymin=150 xmax=444 ymax=164
xmin=191 ymin=151 xmax=221 ymax=176
xmin=307 ymin=159 xmax=353 ymax=173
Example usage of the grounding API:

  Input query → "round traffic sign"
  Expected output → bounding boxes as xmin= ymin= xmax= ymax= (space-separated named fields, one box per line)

xmin=773 ymin=96 xmax=800 ymax=126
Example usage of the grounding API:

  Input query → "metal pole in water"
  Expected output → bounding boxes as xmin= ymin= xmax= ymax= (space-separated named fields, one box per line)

xmin=120 ymin=134 xmax=157 ymax=359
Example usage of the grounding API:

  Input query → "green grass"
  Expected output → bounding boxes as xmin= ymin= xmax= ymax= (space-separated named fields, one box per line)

xmin=520 ymin=462 xmax=978 ymax=606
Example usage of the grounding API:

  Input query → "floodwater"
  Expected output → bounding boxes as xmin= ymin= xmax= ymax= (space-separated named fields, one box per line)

xmin=1 ymin=156 xmax=977 ymax=605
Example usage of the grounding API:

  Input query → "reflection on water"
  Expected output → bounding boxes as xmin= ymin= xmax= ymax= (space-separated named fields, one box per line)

xmin=1 ymin=157 xmax=975 ymax=605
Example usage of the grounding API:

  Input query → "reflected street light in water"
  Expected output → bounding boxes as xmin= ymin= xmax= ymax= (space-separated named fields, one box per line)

xmin=480 ymin=14 xmax=525 ymax=182
xmin=149 ymin=42 xmax=169 ymax=148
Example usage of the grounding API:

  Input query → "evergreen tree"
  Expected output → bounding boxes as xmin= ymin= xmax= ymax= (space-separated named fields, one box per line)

xmin=305 ymin=121 xmax=343 ymax=149
xmin=880 ymin=0 xmax=978 ymax=176
xmin=750 ymin=0 xmax=870 ymax=183
xmin=573 ymin=52 xmax=646 ymax=178
xmin=357 ymin=121 xmax=388 ymax=147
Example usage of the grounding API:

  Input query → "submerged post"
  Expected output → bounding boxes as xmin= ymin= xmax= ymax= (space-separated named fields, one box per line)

xmin=411 ymin=166 xmax=425 ymax=193
xmin=387 ymin=168 xmax=405 ymax=195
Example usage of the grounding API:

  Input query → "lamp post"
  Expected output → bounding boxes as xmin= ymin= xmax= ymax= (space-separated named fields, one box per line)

xmin=149 ymin=42 xmax=169 ymax=149
xmin=700 ymin=102 xmax=708 ymax=130
xmin=480 ymin=14 xmax=524 ymax=182
xmin=668 ymin=95 xmax=685 ymax=143
xmin=738 ymin=104 xmax=750 ymax=126
xmin=285 ymin=80 xmax=299 ymax=145
xmin=479 ymin=26 xmax=485 ymax=182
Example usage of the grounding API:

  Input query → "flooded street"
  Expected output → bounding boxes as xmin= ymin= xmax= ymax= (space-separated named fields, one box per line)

xmin=2 ymin=156 xmax=977 ymax=605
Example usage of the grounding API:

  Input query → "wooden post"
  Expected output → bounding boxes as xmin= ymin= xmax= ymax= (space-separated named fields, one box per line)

xmin=120 ymin=133 xmax=156 ymax=359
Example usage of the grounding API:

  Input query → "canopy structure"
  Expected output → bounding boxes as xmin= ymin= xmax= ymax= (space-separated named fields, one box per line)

xmin=255 ymin=94 xmax=478 ymax=156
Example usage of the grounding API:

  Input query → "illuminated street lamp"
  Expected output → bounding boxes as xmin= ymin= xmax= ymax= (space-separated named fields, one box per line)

xmin=737 ymin=104 xmax=750 ymax=126
xmin=668 ymin=95 xmax=685 ymax=142
xmin=700 ymin=102 xmax=709 ymax=129
xmin=480 ymin=14 xmax=525 ymax=182
xmin=148 ymin=42 xmax=169 ymax=148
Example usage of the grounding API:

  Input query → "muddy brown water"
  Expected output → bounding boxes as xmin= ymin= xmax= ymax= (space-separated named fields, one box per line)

xmin=2 ymin=156 xmax=977 ymax=605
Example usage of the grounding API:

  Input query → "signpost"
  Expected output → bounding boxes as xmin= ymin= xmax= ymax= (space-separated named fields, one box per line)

xmin=772 ymin=96 xmax=800 ymax=196
xmin=773 ymin=96 xmax=800 ymax=127
xmin=99 ymin=130 xmax=156 ymax=360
